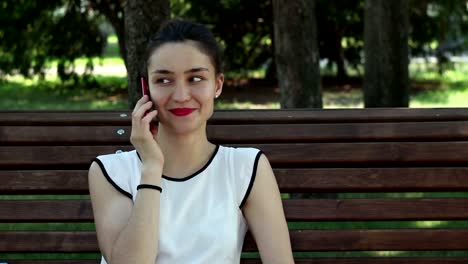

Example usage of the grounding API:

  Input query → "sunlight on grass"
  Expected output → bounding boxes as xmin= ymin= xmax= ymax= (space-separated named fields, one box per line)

xmin=215 ymin=100 xmax=279 ymax=109
xmin=107 ymin=34 xmax=118 ymax=43
xmin=323 ymin=89 xmax=364 ymax=108
xmin=0 ymin=75 xmax=128 ymax=110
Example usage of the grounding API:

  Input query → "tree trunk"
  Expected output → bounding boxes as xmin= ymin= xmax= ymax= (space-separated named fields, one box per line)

xmin=364 ymin=0 xmax=409 ymax=107
xmin=124 ymin=0 xmax=170 ymax=109
xmin=272 ymin=0 xmax=322 ymax=108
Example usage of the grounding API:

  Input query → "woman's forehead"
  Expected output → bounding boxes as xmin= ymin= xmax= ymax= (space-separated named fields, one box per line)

xmin=148 ymin=41 xmax=214 ymax=72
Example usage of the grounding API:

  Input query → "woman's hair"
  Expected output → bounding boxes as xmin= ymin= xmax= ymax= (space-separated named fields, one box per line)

xmin=143 ymin=19 xmax=223 ymax=76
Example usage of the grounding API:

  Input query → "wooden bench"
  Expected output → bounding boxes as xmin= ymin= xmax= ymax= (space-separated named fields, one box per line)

xmin=2 ymin=108 xmax=468 ymax=263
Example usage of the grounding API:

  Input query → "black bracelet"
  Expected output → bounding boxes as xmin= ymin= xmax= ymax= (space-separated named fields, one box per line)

xmin=137 ymin=184 xmax=162 ymax=193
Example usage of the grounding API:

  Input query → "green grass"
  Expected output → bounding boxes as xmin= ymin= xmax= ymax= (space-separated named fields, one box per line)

xmin=0 ymin=75 xmax=128 ymax=110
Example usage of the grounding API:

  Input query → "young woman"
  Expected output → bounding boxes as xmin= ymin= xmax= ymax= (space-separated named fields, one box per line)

xmin=88 ymin=19 xmax=294 ymax=264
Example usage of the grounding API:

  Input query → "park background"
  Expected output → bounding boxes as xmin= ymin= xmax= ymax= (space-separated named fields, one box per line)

xmin=1 ymin=0 xmax=468 ymax=110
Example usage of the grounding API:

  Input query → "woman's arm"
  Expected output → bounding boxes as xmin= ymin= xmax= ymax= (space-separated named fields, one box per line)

xmin=89 ymin=95 xmax=163 ymax=264
xmin=89 ymin=162 xmax=162 ymax=264
xmin=242 ymin=154 xmax=295 ymax=264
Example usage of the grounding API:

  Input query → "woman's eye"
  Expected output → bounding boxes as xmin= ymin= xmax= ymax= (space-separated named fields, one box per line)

xmin=191 ymin=76 xmax=202 ymax=82
xmin=156 ymin=78 xmax=170 ymax=84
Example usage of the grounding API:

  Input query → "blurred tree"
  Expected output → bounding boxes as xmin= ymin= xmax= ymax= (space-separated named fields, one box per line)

xmin=125 ymin=0 xmax=170 ymax=108
xmin=88 ymin=0 xmax=127 ymax=67
xmin=410 ymin=0 xmax=468 ymax=74
xmin=0 ymin=0 xmax=106 ymax=81
xmin=178 ymin=0 xmax=274 ymax=76
xmin=273 ymin=0 xmax=322 ymax=108
xmin=364 ymin=0 xmax=409 ymax=107
xmin=316 ymin=0 xmax=364 ymax=82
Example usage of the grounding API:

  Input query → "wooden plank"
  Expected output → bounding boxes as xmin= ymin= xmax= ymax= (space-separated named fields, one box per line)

xmin=3 ymin=229 xmax=468 ymax=252
xmin=4 ymin=261 xmax=99 ymax=264
xmin=0 ymin=146 xmax=133 ymax=168
xmin=259 ymin=142 xmax=468 ymax=166
xmin=244 ymin=229 xmax=468 ymax=251
xmin=240 ymin=258 xmax=468 ymax=264
xmin=2 ymin=109 xmax=468 ymax=125
xmin=0 ymin=200 xmax=94 ymax=222
xmin=0 ymin=231 xmax=99 ymax=252
xmin=0 ymin=126 xmax=131 ymax=145
xmin=3 ymin=168 xmax=468 ymax=194
xmin=208 ymin=122 xmax=468 ymax=143
xmin=0 ymin=111 xmax=131 ymax=126
xmin=2 ymin=198 xmax=468 ymax=222
xmin=274 ymin=167 xmax=468 ymax=192
xmin=3 ymin=121 xmax=468 ymax=145
xmin=283 ymin=198 xmax=468 ymax=221
xmin=0 ymin=170 xmax=88 ymax=194
xmin=5 ymin=258 xmax=468 ymax=264
xmin=2 ymin=143 xmax=468 ymax=168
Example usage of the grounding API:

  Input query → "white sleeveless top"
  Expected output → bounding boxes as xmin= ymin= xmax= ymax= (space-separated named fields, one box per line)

xmin=93 ymin=145 xmax=263 ymax=264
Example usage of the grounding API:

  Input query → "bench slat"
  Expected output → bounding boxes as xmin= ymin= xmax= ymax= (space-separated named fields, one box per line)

xmin=2 ymin=198 xmax=468 ymax=221
xmin=2 ymin=109 xmax=468 ymax=125
xmin=242 ymin=258 xmax=468 ymax=264
xmin=5 ymin=258 xmax=468 ymax=264
xmin=3 ymin=261 xmax=99 ymax=264
xmin=3 ymin=229 xmax=468 ymax=252
xmin=2 ymin=121 xmax=468 ymax=145
xmin=2 ymin=143 xmax=468 ymax=168
xmin=2 ymin=167 xmax=468 ymax=194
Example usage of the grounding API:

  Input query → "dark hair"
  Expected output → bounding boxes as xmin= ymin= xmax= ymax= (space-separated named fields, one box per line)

xmin=143 ymin=19 xmax=223 ymax=76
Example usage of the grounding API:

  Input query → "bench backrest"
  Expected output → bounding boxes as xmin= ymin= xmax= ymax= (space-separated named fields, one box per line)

xmin=2 ymin=108 xmax=468 ymax=263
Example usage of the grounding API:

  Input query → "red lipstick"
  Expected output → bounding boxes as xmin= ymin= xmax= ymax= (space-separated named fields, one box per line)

xmin=169 ymin=108 xmax=195 ymax=116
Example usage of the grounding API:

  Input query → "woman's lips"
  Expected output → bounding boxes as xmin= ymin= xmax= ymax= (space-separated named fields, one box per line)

xmin=168 ymin=108 xmax=195 ymax=116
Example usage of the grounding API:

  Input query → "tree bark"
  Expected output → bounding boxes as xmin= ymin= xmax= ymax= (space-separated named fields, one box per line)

xmin=124 ymin=0 xmax=170 ymax=109
xmin=272 ymin=0 xmax=322 ymax=108
xmin=364 ymin=0 xmax=409 ymax=107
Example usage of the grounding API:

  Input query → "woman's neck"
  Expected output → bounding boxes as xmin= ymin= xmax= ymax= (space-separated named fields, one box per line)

xmin=156 ymin=125 xmax=216 ymax=178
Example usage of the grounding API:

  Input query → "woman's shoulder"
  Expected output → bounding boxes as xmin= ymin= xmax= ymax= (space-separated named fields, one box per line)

xmin=219 ymin=145 xmax=263 ymax=159
xmin=91 ymin=150 xmax=140 ymax=200
xmin=95 ymin=149 xmax=135 ymax=161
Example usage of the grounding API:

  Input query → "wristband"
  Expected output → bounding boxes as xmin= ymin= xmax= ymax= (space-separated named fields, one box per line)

xmin=137 ymin=184 xmax=162 ymax=193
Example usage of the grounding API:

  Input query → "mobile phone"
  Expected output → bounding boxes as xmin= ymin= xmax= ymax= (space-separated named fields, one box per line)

xmin=140 ymin=77 xmax=158 ymax=127
xmin=141 ymin=76 xmax=150 ymax=97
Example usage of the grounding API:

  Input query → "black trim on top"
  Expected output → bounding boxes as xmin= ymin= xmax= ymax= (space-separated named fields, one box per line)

xmin=239 ymin=150 xmax=264 ymax=209
xmin=136 ymin=145 xmax=220 ymax=182
xmin=92 ymin=158 xmax=133 ymax=200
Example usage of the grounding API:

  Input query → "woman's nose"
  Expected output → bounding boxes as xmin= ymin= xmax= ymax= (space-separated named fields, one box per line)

xmin=172 ymin=82 xmax=191 ymax=102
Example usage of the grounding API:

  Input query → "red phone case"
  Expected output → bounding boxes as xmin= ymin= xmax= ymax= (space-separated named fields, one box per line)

xmin=141 ymin=77 xmax=149 ymax=96
xmin=140 ymin=77 xmax=157 ymax=127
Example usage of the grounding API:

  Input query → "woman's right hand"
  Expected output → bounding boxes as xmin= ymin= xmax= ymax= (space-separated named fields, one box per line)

xmin=130 ymin=95 xmax=164 ymax=170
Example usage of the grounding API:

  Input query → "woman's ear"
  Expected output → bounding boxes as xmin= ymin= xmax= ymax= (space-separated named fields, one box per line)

xmin=215 ymin=73 xmax=224 ymax=98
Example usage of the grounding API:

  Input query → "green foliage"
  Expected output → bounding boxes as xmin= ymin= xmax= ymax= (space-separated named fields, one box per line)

xmin=174 ymin=0 xmax=273 ymax=73
xmin=0 ymin=0 xmax=106 ymax=80
xmin=410 ymin=0 xmax=468 ymax=73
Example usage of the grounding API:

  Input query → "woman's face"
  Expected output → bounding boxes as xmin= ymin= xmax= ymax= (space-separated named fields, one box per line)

xmin=147 ymin=40 xmax=223 ymax=135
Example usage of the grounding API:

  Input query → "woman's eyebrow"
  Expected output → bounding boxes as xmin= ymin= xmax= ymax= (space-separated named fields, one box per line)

xmin=151 ymin=69 xmax=174 ymax=75
xmin=184 ymin=67 xmax=209 ymax=74
xmin=151 ymin=67 xmax=209 ymax=75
